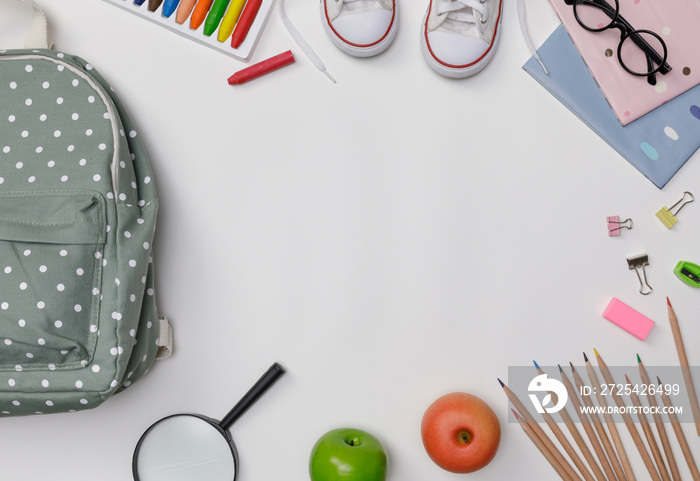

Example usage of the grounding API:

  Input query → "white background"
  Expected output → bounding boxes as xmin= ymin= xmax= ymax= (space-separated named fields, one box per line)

xmin=1 ymin=0 xmax=700 ymax=480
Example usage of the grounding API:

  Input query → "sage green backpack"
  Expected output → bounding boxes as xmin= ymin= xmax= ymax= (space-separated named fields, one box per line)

xmin=0 ymin=0 xmax=172 ymax=416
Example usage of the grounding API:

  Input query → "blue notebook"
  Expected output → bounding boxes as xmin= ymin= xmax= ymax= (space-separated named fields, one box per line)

xmin=523 ymin=25 xmax=700 ymax=189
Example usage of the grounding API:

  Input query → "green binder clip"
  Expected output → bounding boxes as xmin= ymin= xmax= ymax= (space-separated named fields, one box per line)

xmin=674 ymin=261 xmax=700 ymax=287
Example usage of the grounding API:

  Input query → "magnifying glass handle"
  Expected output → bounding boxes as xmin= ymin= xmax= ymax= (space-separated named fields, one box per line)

xmin=219 ymin=362 xmax=286 ymax=430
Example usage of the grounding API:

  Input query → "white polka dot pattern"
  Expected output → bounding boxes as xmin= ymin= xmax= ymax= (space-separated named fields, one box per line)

xmin=0 ymin=48 xmax=161 ymax=416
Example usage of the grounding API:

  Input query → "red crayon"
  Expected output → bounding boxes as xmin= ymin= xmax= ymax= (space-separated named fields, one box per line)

xmin=230 ymin=0 xmax=263 ymax=49
xmin=228 ymin=50 xmax=295 ymax=85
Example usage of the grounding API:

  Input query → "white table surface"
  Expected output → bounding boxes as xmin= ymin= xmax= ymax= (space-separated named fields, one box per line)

xmin=1 ymin=1 xmax=700 ymax=480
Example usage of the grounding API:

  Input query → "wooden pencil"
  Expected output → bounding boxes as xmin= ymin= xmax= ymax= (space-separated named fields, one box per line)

xmin=558 ymin=365 xmax=620 ymax=481
xmin=594 ymin=349 xmax=663 ymax=481
xmin=542 ymin=408 xmax=598 ymax=481
xmin=535 ymin=361 xmax=608 ymax=481
xmin=499 ymin=379 xmax=583 ymax=481
xmin=658 ymin=376 xmax=700 ymax=481
xmin=571 ymin=361 xmax=628 ymax=481
xmin=586 ymin=352 xmax=636 ymax=481
xmin=625 ymin=374 xmax=672 ymax=481
xmin=666 ymin=297 xmax=700 ymax=436
xmin=513 ymin=409 xmax=574 ymax=481
xmin=638 ymin=355 xmax=681 ymax=481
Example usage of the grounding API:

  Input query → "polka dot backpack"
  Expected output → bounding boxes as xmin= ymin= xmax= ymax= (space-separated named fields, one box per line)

xmin=0 ymin=0 xmax=172 ymax=415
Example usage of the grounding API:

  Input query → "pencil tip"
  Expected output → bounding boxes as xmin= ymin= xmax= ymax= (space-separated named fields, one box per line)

xmin=667 ymin=296 xmax=671 ymax=307
xmin=594 ymin=348 xmax=599 ymax=357
xmin=533 ymin=360 xmax=540 ymax=369
xmin=512 ymin=408 xmax=519 ymax=420
xmin=625 ymin=374 xmax=631 ymax=383
xmin=569 ymin=361 xmax=575 ymax=373
xmin=498 ymin=378 xmax=504 ymax=388
xmin=637 ymin=353 xmax=641 ymax=363
xmin=583 ymin=352 xmax=588 ymax=362
xmin=657 ymin=375 xmax=662 ymax=384
xmin=558 ymin=364 xmax=563 ymax=372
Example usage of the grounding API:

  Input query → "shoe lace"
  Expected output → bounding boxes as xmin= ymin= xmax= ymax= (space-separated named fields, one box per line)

xmin=334 ymin=0 xmax=385 ymax=11
xmin=279 ymin=0 xmax=336 ymax=82
xmin=436 ymin=0 xmax=488 ymax=32
xmin=516 ymin=0 xmax=548 ymax=74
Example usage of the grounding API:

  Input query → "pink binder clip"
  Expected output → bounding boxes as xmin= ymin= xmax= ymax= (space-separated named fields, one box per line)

xmin=607 ymin=216 xmax=633 ymax=236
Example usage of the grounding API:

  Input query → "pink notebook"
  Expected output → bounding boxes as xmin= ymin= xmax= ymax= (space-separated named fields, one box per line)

xmin=548 ymin=0 xmax=700 ymax=125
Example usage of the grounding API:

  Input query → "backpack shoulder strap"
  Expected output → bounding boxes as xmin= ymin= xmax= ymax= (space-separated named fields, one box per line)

xmin=12 ymin=0 xmax=50 ymax=49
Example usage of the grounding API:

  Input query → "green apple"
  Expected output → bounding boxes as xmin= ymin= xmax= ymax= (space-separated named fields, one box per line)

xmin=309 ymin=428 xmax=388 ymax=481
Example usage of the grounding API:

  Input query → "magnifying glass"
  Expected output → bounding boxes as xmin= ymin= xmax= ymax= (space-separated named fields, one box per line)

xmin=132 ymin=362 xmax=285 ymax=481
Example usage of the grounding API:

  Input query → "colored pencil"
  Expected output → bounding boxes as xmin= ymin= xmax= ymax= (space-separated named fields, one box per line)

xmin=594 ymin=349 xmax=662 ymax=481
xmin=535 ymin=361 xmax=608 ymax=481
xmin=586 ymin=352 xmax=636 ymax=481
xmin=542 ymin=404 xmax=597 ymax=481
xmin=625 ymin=374 xmax=671 ymax=481
xmin=498 ymin=379 xmax=582 ymax=481
xmin=658 ymin=376 xmax=700 ymax=481
xmin=558 ymin=365 xmax=619 ymax=481
xmin=570 ymin=361 xmax=628 ymax=481
xmin=513 ymin=409 xmax=574 ymax=481
xmin=666 ymin=297 xmax=700 ymax=436
xmin=638 ymin=355 xmax=681 ymax=481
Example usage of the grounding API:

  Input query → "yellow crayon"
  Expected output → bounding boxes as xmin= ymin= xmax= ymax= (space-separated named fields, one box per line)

xmin=217 ymin=0 xmax=247 ymax=42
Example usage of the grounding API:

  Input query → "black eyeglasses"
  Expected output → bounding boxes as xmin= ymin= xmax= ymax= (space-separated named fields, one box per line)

xmin=566 ymin=0 xmax=671 ymax=85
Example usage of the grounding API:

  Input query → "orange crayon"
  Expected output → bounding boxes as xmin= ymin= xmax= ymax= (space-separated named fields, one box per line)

xmin=190 ymin=0 xmax=214 ymax=29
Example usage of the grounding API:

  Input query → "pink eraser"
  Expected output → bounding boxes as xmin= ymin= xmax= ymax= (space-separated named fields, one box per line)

xmin=602 ymin=298 xmax=655 ymax=340
xmin=607 ymin=216 xmax=620 ymax=236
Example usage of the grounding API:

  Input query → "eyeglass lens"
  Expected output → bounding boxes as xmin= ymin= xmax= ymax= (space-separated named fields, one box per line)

xmin=574 ymin=0 xmax=619 ymax=31
xmin=572 ymin=0 xmax=668 ymax=78
xmin=619 ymin=29 xmax=666 ymax=76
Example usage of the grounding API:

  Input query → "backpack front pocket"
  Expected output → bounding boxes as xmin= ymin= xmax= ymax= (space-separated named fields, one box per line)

xmin=0 ymin=191 xmax=105 ymax=371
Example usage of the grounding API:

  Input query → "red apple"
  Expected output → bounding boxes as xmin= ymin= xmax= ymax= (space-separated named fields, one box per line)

xmin=421 ymin=392 xmax=501 ymax=473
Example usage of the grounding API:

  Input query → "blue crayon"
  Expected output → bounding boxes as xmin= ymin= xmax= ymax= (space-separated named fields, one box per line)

xmin=162 ymin=0 xmax=181 ymax=17
xmin=134 ymin=0 xmax=146 ymax=5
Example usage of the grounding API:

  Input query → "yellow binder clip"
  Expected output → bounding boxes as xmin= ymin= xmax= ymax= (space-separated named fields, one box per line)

xmin=656 ymin=191 xmax=694 ymax=229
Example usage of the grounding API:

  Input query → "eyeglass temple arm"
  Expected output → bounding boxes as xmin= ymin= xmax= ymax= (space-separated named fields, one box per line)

xmin=644 ymin=56 xmax=657 ymax=85
xmin=627 ymin=30 xmax=671 ymax=73
xmin=572 ymin=0 xmax=672 ymax=74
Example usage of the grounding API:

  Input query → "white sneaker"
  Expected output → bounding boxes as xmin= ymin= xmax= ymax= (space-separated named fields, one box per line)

xmin=421 ymin=0 xmax=503 ymax=78
xmin=321 ymin=0 xmax=398 ymax=58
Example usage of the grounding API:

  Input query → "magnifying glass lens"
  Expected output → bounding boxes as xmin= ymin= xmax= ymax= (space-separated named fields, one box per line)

xmin=135 ymin=415 xmax=236 ymax=481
